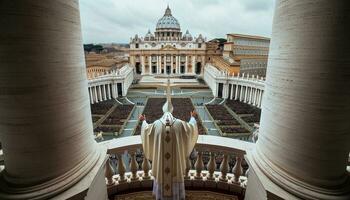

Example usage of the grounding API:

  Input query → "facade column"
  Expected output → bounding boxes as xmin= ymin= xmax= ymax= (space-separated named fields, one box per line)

xmin=149 ymin=55 xmax=152 ymax=75
xmin=192 ymin=55 xmax=196 ymax=74
xmin=170 ymin=54 xmax=173 ymax=74
xmin=246 ymin=1 xmax=350 ymax=199
xmin=163 ymin=55 xmax=166 ymax=75
xmin=0 ymin=1 xmax=105 ymax=199
xmin=176 ymin=55 xmax=179 ymax=74
xmin=156 ymin=55 xmax=159 ymax=74
xmin=230 ymin=84 xmax=234 ymax=99
xmin=141 ymin=55 xmax=145 ymax=75
xmin=185 ymin=55 xmax=188 ymax=74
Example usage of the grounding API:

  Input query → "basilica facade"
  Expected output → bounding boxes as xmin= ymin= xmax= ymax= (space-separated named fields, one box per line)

xmin=129 ymin=6 xmax=207 ymax=76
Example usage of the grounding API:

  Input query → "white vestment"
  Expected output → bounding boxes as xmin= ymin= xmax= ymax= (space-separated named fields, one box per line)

xmin=141 ymin=112 xmax=198 ymax=200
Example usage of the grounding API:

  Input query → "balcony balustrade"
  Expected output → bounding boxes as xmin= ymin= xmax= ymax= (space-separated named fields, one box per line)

xmin=102 ymin=135 xmax=254 ymax=199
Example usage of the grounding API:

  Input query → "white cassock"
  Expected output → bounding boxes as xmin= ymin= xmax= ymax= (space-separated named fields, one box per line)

xmin=141 ymin=112 xmax=198 ymax=200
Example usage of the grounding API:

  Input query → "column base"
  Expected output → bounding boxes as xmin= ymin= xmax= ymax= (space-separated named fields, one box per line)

xmin=0 ymin=145 xmax=107 ymax=200
xmin=245 ymin=150 xmax=350 ymax=200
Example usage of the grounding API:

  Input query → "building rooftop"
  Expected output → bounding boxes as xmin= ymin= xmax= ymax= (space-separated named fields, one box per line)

xmin=227 ymin=33 xmax=270 ymax=41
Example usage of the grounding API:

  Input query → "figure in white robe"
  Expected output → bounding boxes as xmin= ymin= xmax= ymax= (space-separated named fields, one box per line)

xmin=140 ymin=80 xmax=198 ymax=200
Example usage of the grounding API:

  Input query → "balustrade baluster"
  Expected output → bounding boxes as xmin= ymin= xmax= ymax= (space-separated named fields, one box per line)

xmin=219 ymin=153 xmax=229 ymax=181
xmin=142 ymin=155 xmax=151 ymax=179
xmin=129 ymin=152 xmax=139 ymax=181
xmin=117 ymin=154 xmax=126 ymax=183
xmin=194 ymin=150 xmax=204 ymax=179
xmin=206 ymin=152 xmax=216 ymax=180
xmin=105 ymin=158 xmax=115 ymax=186
xmin=232 ymin=156 xmax=243 ymax=183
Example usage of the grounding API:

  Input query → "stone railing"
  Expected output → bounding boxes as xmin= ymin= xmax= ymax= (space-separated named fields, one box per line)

xmin=101 ymin=135 xmax=254 ymax=198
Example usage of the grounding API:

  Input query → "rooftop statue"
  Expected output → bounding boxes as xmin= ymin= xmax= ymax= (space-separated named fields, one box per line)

xmin=140 ymin=78 xmax=198 ymax=200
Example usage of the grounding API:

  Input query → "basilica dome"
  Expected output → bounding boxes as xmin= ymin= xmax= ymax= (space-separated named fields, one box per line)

xmin=156 ymin=6 xmax=180 ymax=30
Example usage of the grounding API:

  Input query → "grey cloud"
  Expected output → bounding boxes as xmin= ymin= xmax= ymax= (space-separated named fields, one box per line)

xmin=80 ymin=0 xmax=275 ymax=43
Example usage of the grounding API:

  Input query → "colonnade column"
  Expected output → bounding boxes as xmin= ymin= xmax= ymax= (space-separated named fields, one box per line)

xmin=0 ymin=1 xmax=106 ymax=199
xmin=107 ymin=84 xmax=111 ymax=99
xmin=94 ymin=86 xmax=98 ymax=103
xmin=246 ymin=1 xmax=350 ymax=199
xmin=89 ymin=87 xmax=94 ymax=104
xmin=102 ymin=84 xmax=106 ymax=100
xmin=235 ymin=85 xmax=239 ymax=100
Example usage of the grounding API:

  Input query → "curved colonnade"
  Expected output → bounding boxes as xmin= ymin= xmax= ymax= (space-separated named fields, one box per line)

xmin=204 ymin=64 xmax=265 ymax=108
xmin=88 ymin=65 xmax=134 ymax=104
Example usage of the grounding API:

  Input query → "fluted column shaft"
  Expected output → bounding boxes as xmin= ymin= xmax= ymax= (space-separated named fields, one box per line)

xmin=253 ymin=0 xmax=350 ymax=198
xmin=0 ymin=0 xmax=102 ymax=198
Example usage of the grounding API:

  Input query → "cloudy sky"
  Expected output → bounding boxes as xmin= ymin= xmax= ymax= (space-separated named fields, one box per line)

xmin=80 ymin=0 xmax=275 ymax=44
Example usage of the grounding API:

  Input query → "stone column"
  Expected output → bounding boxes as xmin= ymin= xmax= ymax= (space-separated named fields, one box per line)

xmin=246 ymin=1 xmax=350 ymax=199
xmin=170 ymin=55 xmax=174 ymax=74
xmin=111 ymin=84 xmax=116 ymax=98
xmin=89 ymin=87 xmax=94 ymax=104
xmin=185 ymin=55 xmax=188 ymax=74
xmin=252 ymin=88 xmax=256 ymax=106
xmin=192 ymin=55 xmax=196 ymax=74
xmin=149 ymin=56 xmax=152 ymax=75
xmin=94 ymin=86 xmax=99 ymax=103
xmin=115 ymin=83 xmax=119 ymax=98
xmin=0 ymin=1 xmax=105 ymax=199
xmin=98 ymin=85 xmax=102 ymax=101
xmin=235 ymin=84 xmax=239 ymax=100
xmin=156 ymin=55 xmax=159 ymax=74
xmin=102 ymin=84 xmax=106 ymax=101
xmin=141 ymin=56 xmax=145 ymax=75
xmin=239 ymin=86 xmax=244 ymax=101
xmin=107 ymin=84 xmax=111 ymax=99
xmin=163 ymin=55 xmax=167 ymax=74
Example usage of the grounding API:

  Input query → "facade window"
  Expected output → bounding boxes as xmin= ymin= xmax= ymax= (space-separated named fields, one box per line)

xmin=198 ymin=43 xmax=202 ymax=48
xmin=135 ymin=43 xmax=139 ymax=48
xmin=167 ymin=32 xmax=170 ymax=36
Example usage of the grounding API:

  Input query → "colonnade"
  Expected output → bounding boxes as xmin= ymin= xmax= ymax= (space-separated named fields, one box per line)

xmin=223 ymin=83 xmax=263 ymax=107
xmin=137 ymin=54 xmax=204 ymax=75
xmin=204 ymin=64 xmax=265 ymax=108
xmin=88 ymin=83 xmax=121 ymax=104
